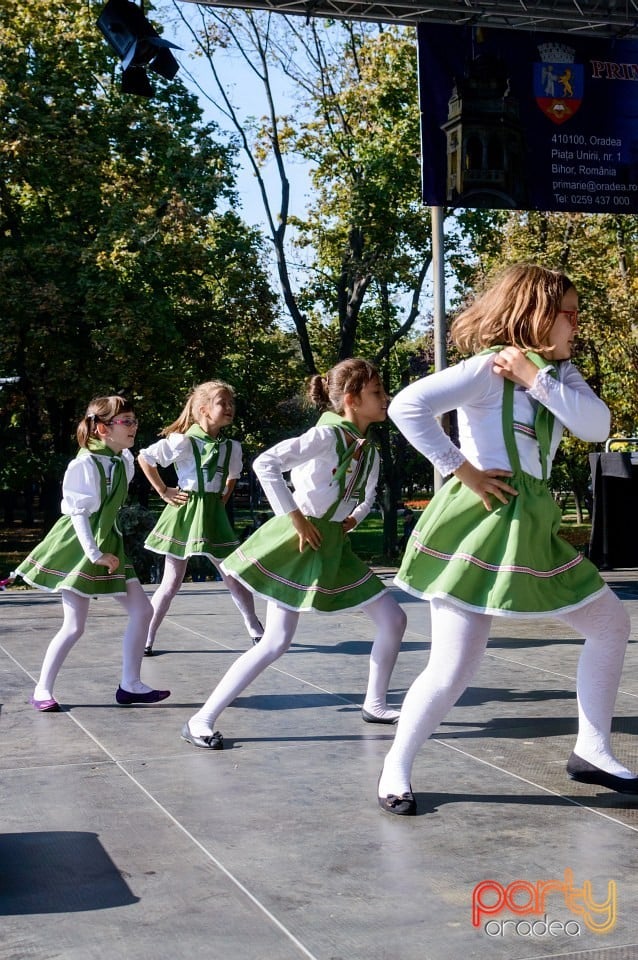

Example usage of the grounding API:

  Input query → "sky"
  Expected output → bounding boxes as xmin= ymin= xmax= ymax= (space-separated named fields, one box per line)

xmin=157 ymin=2 xmax=443 ymax=328
xmin=165 ymin=3 xmax=312 ymax=230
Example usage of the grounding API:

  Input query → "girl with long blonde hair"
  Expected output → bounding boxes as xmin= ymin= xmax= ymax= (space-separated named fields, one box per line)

xmin=138 ymin=381 xmax=263 ymax=655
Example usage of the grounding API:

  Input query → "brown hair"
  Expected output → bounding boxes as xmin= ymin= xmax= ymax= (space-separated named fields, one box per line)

xmin=308 ymin=358 xmax=380 ymax=413
xmin=77 ymin=396 xmax=134 ymax=449
xmin=451 ymin=263 xmax=575 ymax=355
xmin=161 ymin=380 xmax=236 ymax=436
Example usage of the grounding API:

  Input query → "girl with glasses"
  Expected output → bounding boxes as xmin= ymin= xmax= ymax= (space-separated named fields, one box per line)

xmin=137 ymin=381 xmax=263 ymax=655
xmin=12 ymin=396 xmax=170 ymax=711
xmin=378 ymin=263 xmax=636 ymax=815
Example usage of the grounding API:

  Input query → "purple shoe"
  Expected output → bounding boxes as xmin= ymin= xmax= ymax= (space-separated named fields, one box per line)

xmin=30 ymin=696 xmax=60 ymax=712
xmin=115 ymin=686 xmax=171 ymax=705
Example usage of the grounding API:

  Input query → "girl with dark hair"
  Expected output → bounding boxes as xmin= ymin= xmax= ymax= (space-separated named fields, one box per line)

xmin=181 ymin=358 xmax=406 ymax=749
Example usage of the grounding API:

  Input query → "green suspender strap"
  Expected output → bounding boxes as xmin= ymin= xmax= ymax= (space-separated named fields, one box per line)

xmin=80 ymin=442 xmax=127 ymax=505
xmin=77 ymin=445 xmax=128 ymax=537
xmin=495 ymin=350 xmax=556 ymax=482
xmin=316 ymin=411 xmax=376 ymax=522
xmin=186 ymin=424 xmax=232 ymax=493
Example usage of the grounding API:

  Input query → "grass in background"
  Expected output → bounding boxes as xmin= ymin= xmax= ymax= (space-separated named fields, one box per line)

xmin=1 ymin=502 xmax=593 ymax=582
xmin=350 ymin=510 xmax=592 ymax=563
xmin=349 ymin=514 xmax=387 ymax=563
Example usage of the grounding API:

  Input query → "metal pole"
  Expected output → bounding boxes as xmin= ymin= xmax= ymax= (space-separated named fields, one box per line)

xmin=432 ymin=205 xmax=446 ymax=374
xmin=431 ymin=205 xmax=446 ymax=491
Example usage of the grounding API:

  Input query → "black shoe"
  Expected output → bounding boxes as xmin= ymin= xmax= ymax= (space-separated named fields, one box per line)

xmin=143 ymin=646 xmax=154 ymax=657
xmin=566 ymin=752 xmax=638 ymax=794
xmin=378 ymin=785 xmax=416 ymax=816
xmin=362 ymin=707 xmax=399 ymax=725
xmin=115 ymin=686 xmax=170 ymax=705
xmin=181 ymin=722 xmax=223 ymax=750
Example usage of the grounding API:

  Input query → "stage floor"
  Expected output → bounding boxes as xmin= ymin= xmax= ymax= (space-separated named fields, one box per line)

xmin=2 ymin=570 xmax=638 ymax=960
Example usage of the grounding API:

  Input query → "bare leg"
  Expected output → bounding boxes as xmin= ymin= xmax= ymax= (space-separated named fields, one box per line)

xmin=188 ymin=601 xmax=298 ymax=736
xmin=361 ymin=592 xmax=407 ymax=721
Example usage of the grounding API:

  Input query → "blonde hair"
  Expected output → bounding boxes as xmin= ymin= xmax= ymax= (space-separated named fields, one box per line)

xmin=77 ymin=396 xmax=134 ymax=448
xmin=451 ymin=264 xmax=575 ymax=355
xmin=161 ymin=380 xmax=236 ymax=436
xmin=308 ymin=358 xmax=380 ymax=413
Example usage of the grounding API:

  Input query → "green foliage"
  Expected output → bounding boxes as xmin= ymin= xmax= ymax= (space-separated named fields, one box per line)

xmin=0 ymin=0 xmax=288 ymax=502
xmin=167 ymin=9 xmax=439 ymax=552
xmin=287 ymin=24 xmax=433 ymax=361
xmin=174 ymin=9 xmax=433 ymax=374
xmin=447 ymin=211 xmax=638 ymax=431
xmin=117 ymin=502 xmax=158 ymax=583
xmin=442 ymin=209 xmax=638 ymax=503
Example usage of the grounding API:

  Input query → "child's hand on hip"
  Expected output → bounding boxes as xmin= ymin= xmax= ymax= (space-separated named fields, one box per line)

xmin=342 ymin=516 xmax=356 ymax=534
xmin=163 ymin=486 xmax=189 ymax=506
xmin=96 ymin=552 xmax=120 ymax=574
xmin=290 ymin=510 xmax=322 ymax=552
xmin=454 ymin=460 xmax=518 ymax=511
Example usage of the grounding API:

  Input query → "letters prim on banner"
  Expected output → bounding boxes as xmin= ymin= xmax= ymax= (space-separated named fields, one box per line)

xmin=417 ymin=25 xmax=638 ymax=213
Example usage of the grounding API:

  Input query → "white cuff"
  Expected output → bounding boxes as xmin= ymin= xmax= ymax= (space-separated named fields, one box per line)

xmin=432 ymin=447 xmax=466 ymax=478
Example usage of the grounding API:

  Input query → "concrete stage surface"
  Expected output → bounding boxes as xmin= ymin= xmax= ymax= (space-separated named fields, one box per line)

xmin=2 ymin=570 xmax=638 ymax=960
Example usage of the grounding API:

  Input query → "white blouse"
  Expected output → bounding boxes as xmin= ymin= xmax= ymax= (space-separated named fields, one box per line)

xmin=138 ymin=434 xmax=243 ymax=492
xmin=60 ymin=449 xmax=135 ymax=563
xmin=388 ymin=353 xmax=610 ymax=479
xmin=254 ymin=425 xmax=380 ymax=526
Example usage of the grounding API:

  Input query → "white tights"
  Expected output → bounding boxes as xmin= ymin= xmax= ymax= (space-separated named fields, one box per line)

xmin=146 ymin=556 xmax=263 ymax=649
xmin=34 ymin=582 xmax=153 ymax=700
xmin=379 ymin=587 xmax=632 ymax=797
xmin=189 ymin=591 xmax=406 ymax=735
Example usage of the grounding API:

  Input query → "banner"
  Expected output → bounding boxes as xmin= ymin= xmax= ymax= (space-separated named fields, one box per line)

xmin=417 ymin=24 xmax=638 ymax=212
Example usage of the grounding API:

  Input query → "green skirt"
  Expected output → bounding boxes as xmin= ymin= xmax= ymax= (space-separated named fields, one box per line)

xmin=13 ymin=515 xmax=136 ymax=598
xmin=145 ymin=492 xmax=239 ymax=562
xmin=395 ymin=470 xmax=605 ymax=617
xmin=221 ymin=514 xmax=385 ymax=613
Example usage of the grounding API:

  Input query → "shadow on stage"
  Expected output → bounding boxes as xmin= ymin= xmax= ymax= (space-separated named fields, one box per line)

xmin=0 ymin=831 xmax=140 ymax=914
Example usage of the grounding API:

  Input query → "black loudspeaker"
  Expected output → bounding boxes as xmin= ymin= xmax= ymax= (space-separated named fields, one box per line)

xmin=97 ymin=0 xmax=180 ymax=96
xmin=589 ymin=447 xmax=638 ymax=569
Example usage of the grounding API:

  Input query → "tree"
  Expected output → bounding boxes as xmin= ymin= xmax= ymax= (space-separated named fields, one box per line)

xmin=169 ymin=9 xmax=436 ymax=370
xmin=170 ymin=3 xmax=318 ymax=372
xmin=278 ymin=22 xmax=439 ymax=554
xmin=287 ymin=24 xmax=434 ymax=367
xmin=0 ymin=0 xmax=287 ymax=523
xmin=170 ymin=8 xmax=443 ymax=554
xmin=446 ymin=209 xmax=638 ymax=516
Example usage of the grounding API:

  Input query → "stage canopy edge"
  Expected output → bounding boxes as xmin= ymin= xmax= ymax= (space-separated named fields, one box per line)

xmin=178 ymin=0 xmax=638 ymax=39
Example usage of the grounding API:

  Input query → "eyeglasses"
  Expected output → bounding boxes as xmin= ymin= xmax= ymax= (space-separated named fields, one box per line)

xmin=108 ymin=418 xmax=138 ymax=427
xmin=560 ymin=309 xmax=579 ymax=327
